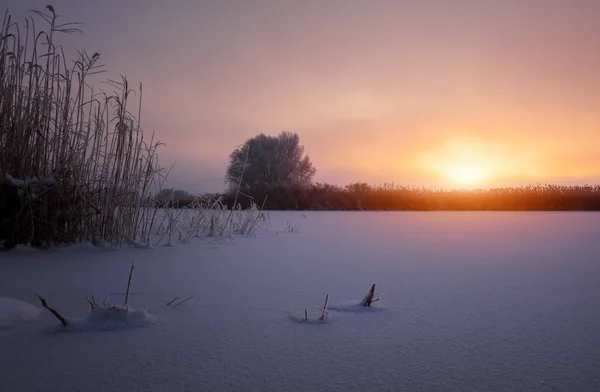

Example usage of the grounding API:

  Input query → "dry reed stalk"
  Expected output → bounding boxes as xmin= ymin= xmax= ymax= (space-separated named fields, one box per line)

xmin=363 ymin=284 xmax=378 ymax=307
xmin=320 ymin=294 xmax=329 ymax=321
xmin=36 ymin=294 xmax=68 ymax=327
xmin=166 ymin=297 xmax=180 ymax=306
xmin=170 ymin=296 xmax=193 ymax=308
xmin=124 ymin=261 xmax=134 ymax=309
xmin=223 ymin=144 xmax=249 ymax=237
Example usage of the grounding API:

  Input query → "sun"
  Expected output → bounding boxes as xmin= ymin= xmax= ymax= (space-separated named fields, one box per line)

xmin=442 ymin=163 xmax=489 ymax=188
xmin=419 ymin=139 xmax=497 ymax=189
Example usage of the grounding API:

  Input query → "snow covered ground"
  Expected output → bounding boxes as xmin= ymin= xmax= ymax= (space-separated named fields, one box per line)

xmin=1 ymin=211 xmax=599 ymax=392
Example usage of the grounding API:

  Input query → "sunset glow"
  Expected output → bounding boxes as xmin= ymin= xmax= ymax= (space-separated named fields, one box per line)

xmin=416 ymin=139 xmax=498 ymax=188
xmin=3 ymin=1 xmax=597 ymax=193
xmin=443 ymin=164 xmax=489 ymax=188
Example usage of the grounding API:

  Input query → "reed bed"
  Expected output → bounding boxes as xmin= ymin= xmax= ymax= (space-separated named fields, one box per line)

xmin=215 ymin=182 xmax=600 ymax=211
xmin=0 ymin=7 xmax=268 ymax=250
xmin=0 ymin=7 xmax=164 ymax=248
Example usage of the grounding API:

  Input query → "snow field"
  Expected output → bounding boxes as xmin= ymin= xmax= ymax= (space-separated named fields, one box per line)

xmin=1 ymin=211 xmax=599 ymax=391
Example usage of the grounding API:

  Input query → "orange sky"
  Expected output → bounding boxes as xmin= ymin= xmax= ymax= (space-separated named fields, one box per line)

xmin=8 ymin=0 xmax=600 ymax=192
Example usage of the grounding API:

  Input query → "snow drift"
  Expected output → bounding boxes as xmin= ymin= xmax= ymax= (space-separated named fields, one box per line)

xmin=0 ymin=297 xmax=41 ymax=331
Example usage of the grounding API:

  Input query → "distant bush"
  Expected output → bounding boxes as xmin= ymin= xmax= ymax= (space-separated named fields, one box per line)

xmin=152 ymin=189 xmax=197 ymax=208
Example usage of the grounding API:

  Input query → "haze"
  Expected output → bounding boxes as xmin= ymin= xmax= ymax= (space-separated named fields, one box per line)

xmin=5 ymin=0 xmax=600 ymax=193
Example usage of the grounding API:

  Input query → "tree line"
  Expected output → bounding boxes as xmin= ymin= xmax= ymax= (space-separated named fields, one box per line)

xmin=164 ymin=132 xmax=600 ymax=211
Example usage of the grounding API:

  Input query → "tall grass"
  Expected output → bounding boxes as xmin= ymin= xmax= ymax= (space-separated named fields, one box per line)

xmin=150 ymin=196 xmax=270 ymax=246
xmin=0 ymin=7 xmax=165 ymax=248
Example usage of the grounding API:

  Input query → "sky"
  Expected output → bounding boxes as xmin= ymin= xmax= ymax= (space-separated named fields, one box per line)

xmin=4 ymin=0 xmax=600 ymax=193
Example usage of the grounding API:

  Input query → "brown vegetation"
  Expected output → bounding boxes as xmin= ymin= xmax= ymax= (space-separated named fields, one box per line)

xmin=216 ymin=182 xmax=600 ymax=211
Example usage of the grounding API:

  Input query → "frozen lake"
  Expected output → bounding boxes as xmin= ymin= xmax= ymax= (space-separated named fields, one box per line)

xmin=1 ymin=211 xmax=599 ymax=391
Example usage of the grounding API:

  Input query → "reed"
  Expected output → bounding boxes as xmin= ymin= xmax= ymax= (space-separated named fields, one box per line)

xmin=0 ymin=6 xmax=166 ymax=248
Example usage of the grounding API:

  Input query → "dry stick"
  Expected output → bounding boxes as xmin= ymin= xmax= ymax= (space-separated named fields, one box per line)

xmin=85 ymin=296 xmax=98 ymax=310
xmin=36 ymin=294 xmax=68 ymax=327
xmin=320 ymin=294 xmax=329 ymax=321
xmin=363 ymin=283 xmax=376 ymax=307
xmin=166 ymin=297 xmax=180 ymax=306
xmin=171 ymin=296 xmax=193 ymax=308
xmin=124 ymin=261 xmax=135 ymax=309
xmin=85 ymin=297 xmax=95 ymax=310
xmin=304 ymin=309 xmax=308 ymax=321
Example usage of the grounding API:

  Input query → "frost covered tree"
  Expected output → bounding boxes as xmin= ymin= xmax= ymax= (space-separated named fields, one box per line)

xmin=226 ymin=132 xmax=316 ymax=196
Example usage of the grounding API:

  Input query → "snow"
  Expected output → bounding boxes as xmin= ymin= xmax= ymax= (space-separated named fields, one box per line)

xmin=5 ymin=173 xmax=57 ymax=201
xmin=0 ymin=297 xmax=41 ymax=331
xmin=1 ymin=211 xmax=599 ymax=391
xmin=6 ymin=173 xmax=56 ymax=187
xmin=61 ymin=307 xmax=157 ymax=332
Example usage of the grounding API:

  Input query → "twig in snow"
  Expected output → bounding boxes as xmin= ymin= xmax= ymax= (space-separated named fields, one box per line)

xmin=362 ymin=283 xmax=381 ymax=306
xmin=85 ymin=296 xmax=97 ymax=310
xmin=36 ymin=294 xmax=68 ymax=327
xmin=170 ymin=296 xmax=193 ymax=308
xmin=124 ymin=261 xmax=135 ymax=309
xmin=319 ymin=294 xmax=329 ymax=321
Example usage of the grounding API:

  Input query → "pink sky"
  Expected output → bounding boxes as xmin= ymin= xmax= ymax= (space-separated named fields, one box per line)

xmin=7 ymin=0 xmax=600 ymax=192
